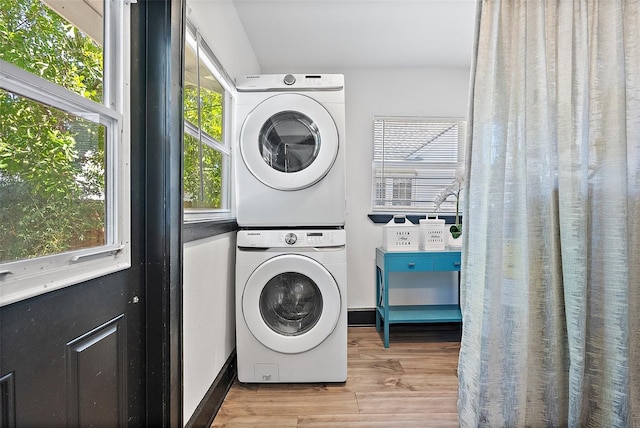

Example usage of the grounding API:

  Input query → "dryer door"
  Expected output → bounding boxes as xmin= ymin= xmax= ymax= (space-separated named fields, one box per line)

xmin=240 ymin=94 xmax=339 ymax=191
xmin=242 ymin=254 xmax=341 ymax=354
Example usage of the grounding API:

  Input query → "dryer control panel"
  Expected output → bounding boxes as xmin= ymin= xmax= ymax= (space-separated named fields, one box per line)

xmin=236 ymin=74 xmax=344 ymax=92
xmin=237 ymin=229 xmax=346 ymax=249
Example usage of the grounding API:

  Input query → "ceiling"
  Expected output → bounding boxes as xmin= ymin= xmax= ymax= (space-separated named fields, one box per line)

xmin=232 ymin=0 xmax=477 ymax=71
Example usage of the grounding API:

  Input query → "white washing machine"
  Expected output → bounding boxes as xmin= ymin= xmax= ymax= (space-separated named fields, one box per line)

xmin=234 ymin=74 xmax=346 ymax=227
xmin=235 ymin=229 xmax=347 ymax=383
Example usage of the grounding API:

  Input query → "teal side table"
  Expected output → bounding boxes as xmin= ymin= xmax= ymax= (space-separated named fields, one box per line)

xmin=375 ymin=247 xmax=462 ymax=348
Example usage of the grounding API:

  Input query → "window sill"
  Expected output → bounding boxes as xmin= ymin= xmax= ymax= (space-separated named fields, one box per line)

xmin=368 ymin=213 xmax=459 ymax=225
xmin=183 ymin=218 xmax=238 ymax=243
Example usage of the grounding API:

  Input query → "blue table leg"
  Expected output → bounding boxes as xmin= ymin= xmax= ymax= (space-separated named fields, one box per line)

xmin=384 ymin=317 xmax=390 ymax=348
xmin=383 ymin=266 xmax=390 ymax=348
xmin=375 ymin=267 xmax=382 ymax=332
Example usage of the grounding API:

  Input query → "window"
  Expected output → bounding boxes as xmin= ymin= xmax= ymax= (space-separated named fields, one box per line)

xmin=183 ymin=25 xmax=233 ymax=221
xmin=372 ymin=117 xmax=466 ymax=213
xmin=392 ymin=178 xmax=413 ymax=206
xmin=0 ymin=0 xmax=131 ymax=306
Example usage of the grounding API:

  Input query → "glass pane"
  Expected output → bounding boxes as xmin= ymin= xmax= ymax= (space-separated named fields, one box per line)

xmin=0 ymin=0 xmax=104 ymax=103
xmin=183 ymin=132 xmax=223 ymax=209
xmin=202 ymin=143 xmax=223 ymax=209
xmin=198 ymin=59 xmax=223 ymax=141
xmin=183 ymin=132 xmax=200 ymax=208
xmin=259 ymin=272 xmax=323 ymax=336
xmin=183 ymin=39 xmax=224 ymax=141
xmin=259 ymin=111 xmax=320 ymax=173
xmin=183 ymin=31 xmax=228 ymax=214
xmin=183 ymin=41 xmax=199 ymax=129
xmin=0 ymin=89 xmax=106 ymax=262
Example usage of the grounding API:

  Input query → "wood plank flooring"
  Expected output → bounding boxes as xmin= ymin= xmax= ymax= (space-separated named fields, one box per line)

xmin=212 ymin=324 xmax=461 ymax=427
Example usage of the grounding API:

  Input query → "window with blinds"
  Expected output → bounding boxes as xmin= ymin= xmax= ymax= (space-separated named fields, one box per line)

xmin=372 ymin=117 xmax=466 ymax=213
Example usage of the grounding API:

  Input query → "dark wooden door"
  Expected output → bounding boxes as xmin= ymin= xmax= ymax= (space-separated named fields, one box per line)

xmin=0 ymin=1 xmax=184 ymax=426
xmin=0 ymin=270 xmax=144 ymax=427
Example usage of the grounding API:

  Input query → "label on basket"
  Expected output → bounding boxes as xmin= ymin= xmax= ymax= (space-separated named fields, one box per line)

xmin=382 ymin=216 xmax=419 ymax=251
xmin=392 ymin=231 xmax=413 ymax=245
xmin=419 ymin=215 xmax=445 ymax=250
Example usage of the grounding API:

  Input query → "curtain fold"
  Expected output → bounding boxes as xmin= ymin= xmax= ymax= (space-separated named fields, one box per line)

xmin=458 ymin=0 xmax=640 ymax=426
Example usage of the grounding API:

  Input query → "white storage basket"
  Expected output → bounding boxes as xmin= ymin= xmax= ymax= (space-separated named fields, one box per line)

xmin=419 ymin=215 xmax=445 ymax=250
xmin=382 ymin=215 xmax=419 ymax=251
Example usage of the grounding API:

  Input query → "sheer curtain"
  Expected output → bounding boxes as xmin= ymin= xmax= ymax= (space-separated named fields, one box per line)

xmin=458 ymin=1 xmax=640 ymax=426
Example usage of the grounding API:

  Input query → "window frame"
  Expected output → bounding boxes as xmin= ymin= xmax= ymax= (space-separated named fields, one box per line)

xmin=183 ymin=24 xmax=235 ymax=223
xmin=371 ymin=116 xmax=466 ymax=214
xmin=0 ymin=0 xmax=131 ymax=307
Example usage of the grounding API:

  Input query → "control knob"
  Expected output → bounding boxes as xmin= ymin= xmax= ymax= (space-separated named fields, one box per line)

xmin=284 ymin=233 xmax=297 ymax=245
xmin=283 ymin=74 xmax=296 ymax=85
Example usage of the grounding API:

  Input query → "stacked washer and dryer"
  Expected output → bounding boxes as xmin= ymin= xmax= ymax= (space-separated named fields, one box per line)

xmin=234 ymin=74 xmax=347 ymax=383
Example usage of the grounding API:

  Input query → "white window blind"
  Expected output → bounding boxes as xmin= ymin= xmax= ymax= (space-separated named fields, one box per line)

xmin=372 ymin=117 xmax=466 ymax=213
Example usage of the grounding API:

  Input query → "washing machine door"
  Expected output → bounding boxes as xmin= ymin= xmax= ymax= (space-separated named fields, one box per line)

xmin=240 ymin=93 xmax=339 ymax=191
xmin=242 ymin=254 xmax=341 ymax=354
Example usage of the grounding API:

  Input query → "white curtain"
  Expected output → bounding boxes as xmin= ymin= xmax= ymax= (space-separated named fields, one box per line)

xmin=458 ymin=0 xmax=640 ymax=426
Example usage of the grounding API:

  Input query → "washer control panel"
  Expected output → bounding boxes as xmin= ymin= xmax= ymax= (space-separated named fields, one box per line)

xmin=237 ymin=229 xmax=346 ymax=248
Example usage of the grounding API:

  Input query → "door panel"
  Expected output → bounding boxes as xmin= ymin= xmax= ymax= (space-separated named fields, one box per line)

xmin=0 ymin=274 xmax=137 ymax=427
xmin=0 ymin=372 xmax=15 ymax=427
xmin=66 ymin=315 xmax=125 ymax=427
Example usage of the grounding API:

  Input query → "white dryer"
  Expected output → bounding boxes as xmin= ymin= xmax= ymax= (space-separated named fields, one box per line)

xmin=235 ymin=229 xmax=347 ymax=383
xmin=234 ymin=74 xmax=346 ymax=227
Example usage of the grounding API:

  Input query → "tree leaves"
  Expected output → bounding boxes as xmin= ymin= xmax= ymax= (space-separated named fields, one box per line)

xmin=183 ymin=69 xmax=224 ymax=209
xmin=0 ymin=0 xmax=105 ymax=262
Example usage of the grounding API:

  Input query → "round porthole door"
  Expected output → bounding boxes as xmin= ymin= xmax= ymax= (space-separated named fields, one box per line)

xmin=242 ymin=254 xmax=341 ymax=354
xmin=240 ymin=94 xmax=339 ymax=191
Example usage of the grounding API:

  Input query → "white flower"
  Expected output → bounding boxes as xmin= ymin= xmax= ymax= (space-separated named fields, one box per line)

xmin=432 ymin=167 xmax=466 ymax=225
xmin=433 ymin=193 xmax=444 ymax=210
xmin=454 ymin=166 xmax=465 ymax=183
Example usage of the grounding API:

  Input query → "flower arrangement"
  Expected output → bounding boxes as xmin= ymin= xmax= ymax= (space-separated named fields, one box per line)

xmin=433 ymin=167 xmax=465 ymax=238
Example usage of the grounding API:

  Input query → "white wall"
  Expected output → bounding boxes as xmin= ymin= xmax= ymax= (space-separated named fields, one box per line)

xmin=183 ymin=232 xmax=236 ymax=425
xmin=182 ymin=1 xmax=259 ymax=425
xmin=186 ymin=0 xmax=260 ymax=80
xmin=263 ymin=66 xmax=471 ymax=308
xmin=342 ymin=67 xmax=470 ymax=308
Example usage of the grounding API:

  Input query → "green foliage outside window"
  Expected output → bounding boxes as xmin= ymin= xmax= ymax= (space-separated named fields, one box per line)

xmin=198 ymin=87 xmax=223 ymax=141
xmin=0 ymin=0 xmax=105 ymax=262
xmin=183 ymin=56 xmax=225 ymax=210
xmin=183 ymin=133 xmax=222 ymax=209
xmin=0 ymin=0 xmax=103 ymax=101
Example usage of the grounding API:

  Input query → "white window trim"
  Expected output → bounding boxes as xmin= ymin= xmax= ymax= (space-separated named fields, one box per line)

xmin=0 ymin=0 xmax=131 ymax=307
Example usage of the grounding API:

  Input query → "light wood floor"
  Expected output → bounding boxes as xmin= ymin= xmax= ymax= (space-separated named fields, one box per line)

xmin=212 ymin=324 xmax=461 ymax=427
